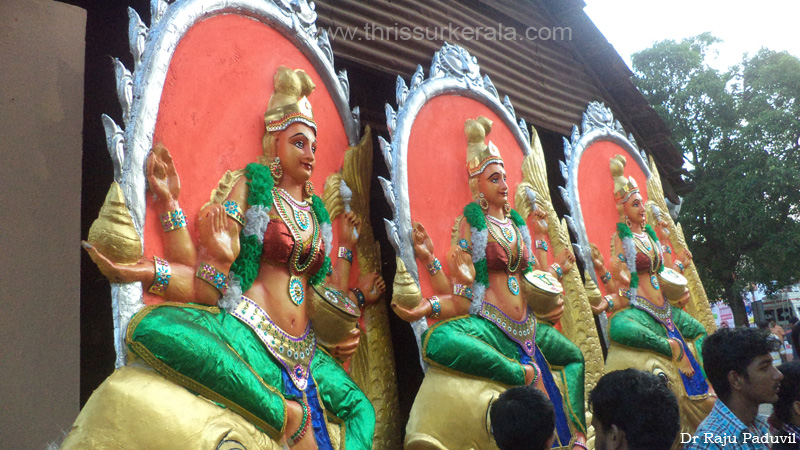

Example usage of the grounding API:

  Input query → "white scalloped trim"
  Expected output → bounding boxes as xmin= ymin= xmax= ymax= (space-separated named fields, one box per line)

xmin=243 ymin=204 xmax=269 ymax=243
xmin=470 ymin=282 xmax=487 ymax=315
xmin=518 ymin=222 xmax=533 ymax=262
xmin=321 ymin=222 xmax=333 ymax=256
xmin=622 ymin=235 xmax=638 ymax=304
xmin=471 ymin=227 xmax=488 ymax=262
xmin=218 ymin=273 xmax=243 ymax=313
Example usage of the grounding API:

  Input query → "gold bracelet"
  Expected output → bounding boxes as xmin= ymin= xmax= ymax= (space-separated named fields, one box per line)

xmin=550 ymin=263 xmax=563 ymax=279
xmin=195 ymin=262 xmax=228 ymax=294
xmin=223 ymin=200 xmax=246 ymax=227
xmin=159 ymin=208 xmax=186 ymax=232
xmin=338 ymin=247 xmax=353 ymax=264
xmin=148 ymin=256 xmax=170 ymax=296
xmin=426 ymin=258 xmax=442 ymax=276
xmin=428 ymin=296 xmax=442 ymax=319
xmin=453 ymin=284 xmax=473 ymax=300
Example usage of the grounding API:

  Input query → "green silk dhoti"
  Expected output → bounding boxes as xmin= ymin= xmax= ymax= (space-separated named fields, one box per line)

xmin=126 ymin=302 xmax=374 ymax=449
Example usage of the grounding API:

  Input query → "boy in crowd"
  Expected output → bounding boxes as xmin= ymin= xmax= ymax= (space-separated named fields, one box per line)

xmin=771 ymin=361 xmax=800 ymax=450
xmin=490 ymin=385 xmax=556 ymax=450
xmin=686 ymin=327 xmax=784 ymax=449
xmin=589 ymin=369 xmax=679 ymax=450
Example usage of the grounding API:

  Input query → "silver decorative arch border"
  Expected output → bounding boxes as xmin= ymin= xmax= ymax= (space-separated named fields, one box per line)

xmin=102 ymin=0 xmax=359 ymax=366
xmin=378 ymin=42 xmax=534 ymax=351
xmin=558 ymin=102 xmax=650 ymax=284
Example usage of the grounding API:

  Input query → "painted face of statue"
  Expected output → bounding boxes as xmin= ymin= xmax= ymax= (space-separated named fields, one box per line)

xmin=477 ymin=162 xmax=508 ymax=209
xmin=276 ymin=122 xmax=317 ymax=184
xmin=623 ymin=192 xmax=646 ymax=226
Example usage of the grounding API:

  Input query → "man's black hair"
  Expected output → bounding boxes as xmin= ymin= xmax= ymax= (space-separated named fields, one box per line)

xmin=774 ymin=361 xmax=800 ymax=424
xmin=490 ymin=385 xmax=555 ymax=450
xmin=589 ymin=369 xmax=679 ymax=450
xmin=702 ymin=327 xmax=780 ymax=400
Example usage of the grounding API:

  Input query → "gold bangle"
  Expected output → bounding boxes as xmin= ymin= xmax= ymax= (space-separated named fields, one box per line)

xmin=428 ymin=296 xmax=442 ymax=319
xmin=426 ymin=258 xmax=442 ymax=276
xmin=159 ymin=208 xmax=186 ymax=232
xmin=148 ymin=256 xmax=170 ymax=296
xmin=195 ymin=262 xmax=228 ymax=294
xmin=223 ymin=200 xmax=246 ymax=227
xmin=453 ymin=284 xmax=473 ymax=300
xmin=338 ymin=246 xmax=353 ymax=264
xmin=550 ymin=263 xmax=563 ymax=279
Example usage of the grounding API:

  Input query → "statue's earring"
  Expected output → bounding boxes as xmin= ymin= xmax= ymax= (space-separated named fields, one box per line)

xmin=503 ymin=202 xmax=511 ymax=216
xmin=304 ymin=180 xmax=315 ymax=198
xmin=269 ymin=157 xmax=282 ymax=180
xmin=478 ymin=193 xmax=489 ymax=211
xmin=625 ymin=218 xmax=632 ymax=228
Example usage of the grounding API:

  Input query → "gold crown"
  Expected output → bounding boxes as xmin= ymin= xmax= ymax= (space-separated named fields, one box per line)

xmin=610 ymin=154 xmax=639 ymax=204
xmin=465 ymin=116 xmax=504 ymax=177
xmin=264 ymin=66 xmax=317 ymax=133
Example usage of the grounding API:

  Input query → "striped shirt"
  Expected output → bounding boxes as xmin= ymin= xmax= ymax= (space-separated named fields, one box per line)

xmin=684 ymin=399 xmax=771 ymax=449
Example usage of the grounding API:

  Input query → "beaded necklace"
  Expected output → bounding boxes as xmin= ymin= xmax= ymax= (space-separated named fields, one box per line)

xmin=486 ymin=214 xmax=523 ymax=295
xmin=485 ymin=214 xmax=515 ymax=243
xmin=275 ymin=187 xmax=312 ymax=231
xmin=272 ymin=188 xmax=321 ymax=306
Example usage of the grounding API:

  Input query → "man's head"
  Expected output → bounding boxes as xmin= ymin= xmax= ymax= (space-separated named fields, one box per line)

xmin=770 ymin=320 xmax=777 ymax=329
xmin=703 ymin=327 xmax=783 ymax=404
xmin=774 ymin=361 xmax=800 ymax=427
xmin=490 ymin=386 xmax=555 ymax=450
xmin=589 ymin=369 xmax=679 ymax=450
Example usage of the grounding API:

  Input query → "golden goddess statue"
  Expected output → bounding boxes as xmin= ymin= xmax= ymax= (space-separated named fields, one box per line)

xmin=589 ymin=154 xmax=714 ymax=436
xmin=393 ymin=117 xmax=587 ymax=450
xmin=79 ymin=66 xmax=384 ymax=450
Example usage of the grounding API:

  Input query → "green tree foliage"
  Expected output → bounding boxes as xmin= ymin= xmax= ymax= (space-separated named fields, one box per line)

xmin=632 ymin=35 xmax=800 ymax=326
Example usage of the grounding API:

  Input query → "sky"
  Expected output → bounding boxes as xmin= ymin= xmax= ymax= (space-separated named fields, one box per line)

xmin=583 ymin=0 xmax=800 ymax=72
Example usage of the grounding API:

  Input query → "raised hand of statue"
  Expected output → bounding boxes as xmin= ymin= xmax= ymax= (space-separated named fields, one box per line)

xmin=357 ymin=272 xmax=386 ymax=304
xmin=146 ymin=143 xmax=181 ymax=206
xmin=556 ymin=248 xmax=576 ymax=275
xmin=196 ymin=203 xmax=239 ymax=265
xmin=589 ymin=243 xmax=606 ymax=273
xmin=412 ymin=222 xmax=435 ymax=265
xmin=447 ymin=245 xmax=475 ymax=285
xmin=339 ymin=211 xmax=362 ymax=250
xmin=531 ymin=208 xmax=548 ymax=235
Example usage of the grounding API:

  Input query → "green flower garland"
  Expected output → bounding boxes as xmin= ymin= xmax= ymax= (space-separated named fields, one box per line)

xmin=463 ymin=203 xmax=535 ymax=289
xmin=463 ymin=202 xmax=489 ymax=287
xmin=230 ymin=162 xmax=331 ymax=293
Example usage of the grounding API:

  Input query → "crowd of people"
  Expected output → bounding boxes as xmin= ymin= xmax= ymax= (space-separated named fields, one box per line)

xmin=489 ymin=326 xmax=800 ymax=450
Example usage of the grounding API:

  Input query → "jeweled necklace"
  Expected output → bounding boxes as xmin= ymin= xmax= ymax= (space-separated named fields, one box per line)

xmin=273 ymin=188 xmax=321 ymax=306
xmin=486 ymin=215 xmax=523 ymax=295
xmin=486 ymin=214 xmax=515 ymax=243
xmin=632 ymin=231 xmax=652 ymax=251
xmin=275 ymin=187 xmax=311 ymax=231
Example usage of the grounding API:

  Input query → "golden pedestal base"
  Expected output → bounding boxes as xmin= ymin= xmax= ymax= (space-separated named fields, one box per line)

xmin=605 ymin=345 xmax=715 ymax=440
xmin=62 ymin=363 xmax=287 ymax=449
xmin=405 ymin=366 xmax=504 ymax=450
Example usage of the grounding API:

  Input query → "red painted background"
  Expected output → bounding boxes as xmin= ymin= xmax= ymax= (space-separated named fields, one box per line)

xmin=576 ymin=140 xmax=648 ymax=296
xmin=406 ymin=95 xmax=538 ymax=305
xmin=143 ymin=15 xmax=349 ymax=304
